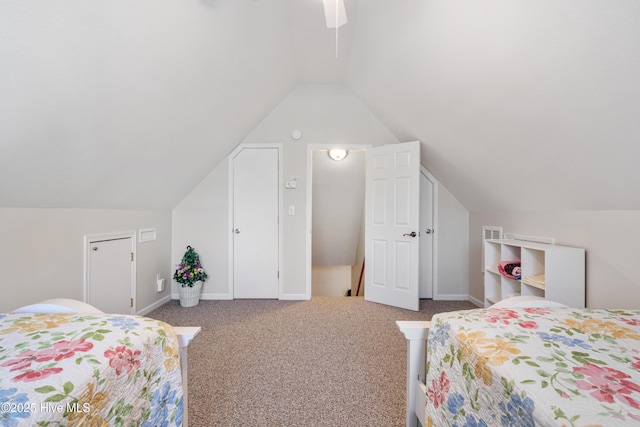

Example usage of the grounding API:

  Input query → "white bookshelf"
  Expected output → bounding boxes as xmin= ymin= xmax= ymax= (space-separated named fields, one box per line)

xmin=483 ymin=239 xmax=585 ymax=308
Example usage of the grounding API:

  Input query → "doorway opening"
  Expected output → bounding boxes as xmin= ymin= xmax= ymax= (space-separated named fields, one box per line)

xmin=305 ymin=143 xmax=440 ymax=306
xmin=307 ymin=145 xmax=368 ymax=298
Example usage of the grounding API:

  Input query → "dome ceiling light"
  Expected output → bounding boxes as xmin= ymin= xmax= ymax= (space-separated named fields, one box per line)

xmin=328 ymin=149 xmax=348 ymax=161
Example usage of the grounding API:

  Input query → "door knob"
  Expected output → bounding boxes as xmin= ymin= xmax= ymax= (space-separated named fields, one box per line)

xmin=403 ymin=231 xmax=417 ymax=237
xmin=425 ymin=229 xmax=432 ymax=234
xmin=234 ymin=228 xmax=240 ymax=234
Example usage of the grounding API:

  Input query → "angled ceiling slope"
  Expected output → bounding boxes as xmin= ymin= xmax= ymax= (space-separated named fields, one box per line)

xmin=6 ymin=0 xmax=637 ymax=214
xmin=347 ymin=0 xmax=640 ymax=212
xmin=0 ymin=0 xmax=298 ymax=210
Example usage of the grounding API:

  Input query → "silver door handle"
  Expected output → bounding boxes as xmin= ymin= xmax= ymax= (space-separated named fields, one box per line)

xmin=234 ymin=228 xmax=240 ymax=234
xmin=425 ymin=229 xmax=432 ymax=234
xmin=403 ymin=231 xmax=417 ymax=237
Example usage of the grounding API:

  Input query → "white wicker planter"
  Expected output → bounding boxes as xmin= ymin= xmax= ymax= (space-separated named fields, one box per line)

xmin=179 ymin=281 xmax=202 ymax=307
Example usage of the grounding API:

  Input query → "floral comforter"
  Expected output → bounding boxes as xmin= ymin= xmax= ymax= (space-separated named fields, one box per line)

xmin=0 ymin=313 xmax=183 ymax=427
xmin=425 ymin=308 xmax=640 ymax=427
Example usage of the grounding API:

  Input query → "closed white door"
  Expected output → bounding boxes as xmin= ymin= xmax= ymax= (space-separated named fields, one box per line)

xmin=87 ymin=237 xmax=134 ymax=314
xmin=364 ymin=141 xmax=420 ymax=311
xmin=232 ymin=147 xmax=279 ymax=299
xmin=419 ymin=172 xmax=434 ymax=299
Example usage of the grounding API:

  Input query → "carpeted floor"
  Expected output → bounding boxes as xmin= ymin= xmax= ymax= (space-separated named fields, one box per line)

xmin=147 ymin=297 xmax=476 ymax=427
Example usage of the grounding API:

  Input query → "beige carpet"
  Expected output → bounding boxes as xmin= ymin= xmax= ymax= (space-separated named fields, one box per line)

xmin=148 ymin=297 xmax=476 ymax=427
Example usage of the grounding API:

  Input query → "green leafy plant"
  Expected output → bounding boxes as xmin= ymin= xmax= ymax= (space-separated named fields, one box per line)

xmin=173 ymin=246 xmax=208 ymax=287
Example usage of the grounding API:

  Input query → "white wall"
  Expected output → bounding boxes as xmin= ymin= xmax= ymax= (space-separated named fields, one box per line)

xmin=171 ymin=84 xmax=399 ymax=298
xmin=246 ymin=84 xmax=401 ymax=298
xmin=0 ymin=208 xmax=172 ymax=313
xmin=0 ymin=0 xmax=297 ymax=210
xmin=171 ymin=161 xmax=230 ymax=299
xmin=348 ymin=0 xmax=640 ymax=213
xmin=312 ymin=266 xmax=351 ymax=297
xmin=171 ymin=84 xmax=472 ymax=301
xmin=435 ymin=184 xmax=470 ymax=301
xmin=470 ymin=210 xmax=640 ymax=309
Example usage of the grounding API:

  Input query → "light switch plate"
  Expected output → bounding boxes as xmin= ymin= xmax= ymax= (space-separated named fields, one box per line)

xmin=285 ymin=177 xmax=297 ymax=189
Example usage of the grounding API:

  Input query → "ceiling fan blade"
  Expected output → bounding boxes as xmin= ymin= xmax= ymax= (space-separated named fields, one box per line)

xmin=323 ymin=0 xmax=347 ymax=29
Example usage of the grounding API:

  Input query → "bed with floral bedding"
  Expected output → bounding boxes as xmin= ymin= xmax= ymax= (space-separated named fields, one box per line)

xmin=0 ymin=312 xmax=184 ymax=427
xmin=422 ymin=307 xmax=640 ymax=427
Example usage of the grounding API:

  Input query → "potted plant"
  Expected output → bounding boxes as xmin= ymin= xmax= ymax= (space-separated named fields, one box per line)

xmin=174 ymin=246 xmax=208 ymax=307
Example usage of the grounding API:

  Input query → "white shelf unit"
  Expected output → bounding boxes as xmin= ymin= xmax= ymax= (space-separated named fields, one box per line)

xmin=483 ymin=239 xmax=585 ymax=308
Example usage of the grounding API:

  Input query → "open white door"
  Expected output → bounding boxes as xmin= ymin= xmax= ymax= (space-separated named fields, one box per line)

xmin=365 ymin=141 xmax=420 ymax=311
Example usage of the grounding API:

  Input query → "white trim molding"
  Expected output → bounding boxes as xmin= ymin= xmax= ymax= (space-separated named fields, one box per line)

xmin=137 ymin=295 xmax=172 ymax=316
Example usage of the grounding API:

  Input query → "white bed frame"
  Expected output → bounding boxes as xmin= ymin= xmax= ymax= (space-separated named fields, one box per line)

xmin=396 ymin=320 xmax=430 ymax=427
xmin=396 ymin=297 xmax=568 ymax=427
xmin=12 ymin=298 xmax=201 ymax=427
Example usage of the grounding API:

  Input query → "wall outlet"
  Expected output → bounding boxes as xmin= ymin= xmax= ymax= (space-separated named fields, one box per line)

xmin=156 ymin=274 xmax=166 ymax=292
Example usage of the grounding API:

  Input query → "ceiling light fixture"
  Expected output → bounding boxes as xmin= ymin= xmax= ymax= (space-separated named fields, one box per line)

xmin=328 ymin=149 xmax=348 ymax=161
xmin=323 ymin=0 xmax=347 ymax=58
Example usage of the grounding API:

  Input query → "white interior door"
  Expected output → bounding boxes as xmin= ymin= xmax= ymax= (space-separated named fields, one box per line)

xmin=232 ymin=147 xmax=279 ymax=299
xmin=419 ymin=172 xmax=434 ymax=299
xmin=365 ymin=141 xmax=420 ymax=311
xmin=87 ymin=237 xmax=134 ymax=314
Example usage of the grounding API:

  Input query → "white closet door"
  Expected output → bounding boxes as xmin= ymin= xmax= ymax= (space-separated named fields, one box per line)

xmin=232 ymin=148 xmax=279 ymax=299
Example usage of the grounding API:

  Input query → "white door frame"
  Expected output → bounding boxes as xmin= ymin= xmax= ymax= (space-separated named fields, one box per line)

xmin=84 ymin=231 xmax=136 ymax=314
xmin=304 ymin=144 xmax=371 ymax=299
xmin=228 ymin=143 xmax=283 ymax=299
xmin=420 ymin=165 xmax=439 ymax=299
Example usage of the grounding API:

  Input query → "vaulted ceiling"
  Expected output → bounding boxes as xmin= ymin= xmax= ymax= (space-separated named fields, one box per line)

xmin=2 ymin=0 xmax=639 ymax=212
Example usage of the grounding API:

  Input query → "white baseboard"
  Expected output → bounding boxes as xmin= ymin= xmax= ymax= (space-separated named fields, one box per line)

xmin=434 ymin=293 xmax=483 ymax=307
xmin=137 ymin=295 xmax=172 ymax=316
xmin=200 ymin=293 xmax=233 ymax=300
xmin=467 ymin=295 xmax=484 ymax=307
xmin=433 ymin=293 xmax=470 ymax=301
xmin=279 ymin=293 xmax=310 ymax=301
xmin=171 ymin=293 xmax=233 ymax=300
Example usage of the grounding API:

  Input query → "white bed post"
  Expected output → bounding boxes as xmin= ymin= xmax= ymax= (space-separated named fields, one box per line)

xmin=174 ymin=326 xmax=201 ymax=427
xmin=396 ymin=321 xmax=430 ymax=427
